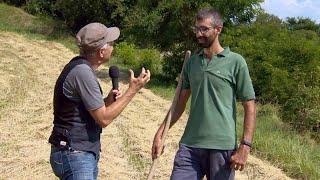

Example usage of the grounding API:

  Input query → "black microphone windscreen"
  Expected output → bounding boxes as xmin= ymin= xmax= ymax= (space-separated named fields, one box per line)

xmin=109 ymin=66 xmax=119 ymax=78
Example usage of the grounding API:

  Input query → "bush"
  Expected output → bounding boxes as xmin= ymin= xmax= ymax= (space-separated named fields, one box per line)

xmin=139 ymin=48 xmax=162 ymax=75
xmin=54 ymin=0 xmax=134 ymax=31
xmin=2 ymin=0 xmax=25 ymax=6
xmin=283 ymin=86 xmax=320 ymax=138
xmin=22 ymin=0 xmax=54 ymax=15
xmin=115 ymin=42 xmax=162 ymax=75
xmin=2 ymin=0 xmax=134 ymax=31
xmin=162 ymin=48 xmax=187 ymax=82
xmin=115 ymin=42 xmax=138 ymax=67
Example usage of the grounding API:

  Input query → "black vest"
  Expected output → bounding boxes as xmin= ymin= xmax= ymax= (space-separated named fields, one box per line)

xmin=49 ymin=56 xmax=102 ymax=156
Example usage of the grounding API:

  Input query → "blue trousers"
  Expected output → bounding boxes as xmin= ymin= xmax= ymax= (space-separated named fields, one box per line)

xmin=50 ymin=146 xmax=99 ymax=180
xmin=171 ymin=144 xmax=235 ymax=180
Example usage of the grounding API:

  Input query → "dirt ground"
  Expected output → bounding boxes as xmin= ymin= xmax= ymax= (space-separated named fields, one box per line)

xmin=0 ymin=31 xmax=291 ymax=180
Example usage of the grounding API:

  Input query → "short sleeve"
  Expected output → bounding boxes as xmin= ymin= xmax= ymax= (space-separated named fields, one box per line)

xmin=73 ymin=65 xmax=104 ymax=110
xmin=235 ymin=58 xmax=255 ymax=101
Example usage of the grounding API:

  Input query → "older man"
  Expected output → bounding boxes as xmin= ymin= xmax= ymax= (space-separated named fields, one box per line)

xmin=49 ymin=22 xmax=150 ymax=180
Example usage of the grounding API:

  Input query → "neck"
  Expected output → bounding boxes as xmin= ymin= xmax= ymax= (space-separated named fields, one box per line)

xmin=204 ymin=37 xmax=224 ymax=59
xmin=81 ymin=55 xmax=100 ymax=70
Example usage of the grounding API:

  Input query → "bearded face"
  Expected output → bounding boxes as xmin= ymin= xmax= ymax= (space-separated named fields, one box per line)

xmin=194 ymin=18 xmax=221 ymax=48
xmin=197 ymin=33 xmax=216 ymax=48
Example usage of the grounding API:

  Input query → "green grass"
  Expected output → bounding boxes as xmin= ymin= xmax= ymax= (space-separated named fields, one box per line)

xmin=0 ymin=3 xmax=77 ymax=53
xmin=1 ymin=3 xmax=319 ymax=179
xmin=236 ymin=104 xmax=320 ymax=179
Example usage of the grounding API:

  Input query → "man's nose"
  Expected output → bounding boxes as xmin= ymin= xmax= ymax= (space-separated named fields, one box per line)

xmin=196 ymin=31 xmax=202 ymax=37
xmin=196 ymin=33 xmax=204 ymax=38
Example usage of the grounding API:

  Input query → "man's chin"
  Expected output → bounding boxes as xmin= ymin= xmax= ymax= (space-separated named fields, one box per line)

xmin=198 ymin=43 xmax=211 ymax=48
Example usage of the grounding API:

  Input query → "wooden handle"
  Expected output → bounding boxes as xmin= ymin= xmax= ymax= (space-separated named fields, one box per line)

xmin=146 ymin=50 xmax=191 ymax=180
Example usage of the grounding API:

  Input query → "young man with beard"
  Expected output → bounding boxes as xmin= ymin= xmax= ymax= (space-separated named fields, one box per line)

xmin=152 ymin=9 xmax=256 ymax=180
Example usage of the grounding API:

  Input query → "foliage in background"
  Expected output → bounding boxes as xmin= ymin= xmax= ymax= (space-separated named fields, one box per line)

xmin=2 ymin=0 xmax=319 ymax=139
xmin=3 ymin=0 xmax=264 ymax=79
xmin=286 ymin=17 xmax=320 ymax=34
xmin=237 ymin=104 xmax=320 ymax=179
xmin=124 ymin=0 xmax=263 ymax=80
xmin=223 ymin=13 xmax=320 ymax=136
xmin=115 ymin=42 xmax=162 ymax=75
xmin=283 ymin=86 xmax=320 ymax=138
xmin=3 ymin=0 xmax=136 ymax=32
xmin=22 ymin=0 xmax=55 ymax=16
xmin=54 ymin=0 xmax=136 ymax=32
xmin=0 ymin=3 xmax=77 ymax=52
xmin=1 ymin=2 xmax=320 ymax=179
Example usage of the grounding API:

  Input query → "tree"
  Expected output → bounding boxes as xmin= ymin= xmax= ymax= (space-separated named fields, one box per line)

xmin=55 ymin=0 xmax=136 ymax=32
xmin=123 ymin=0 xmax=263 ymax=80
xmin=223 ymin=13 xmax=320 ymax=134
xmin=286 ymin=17 xmax=320 ymax=35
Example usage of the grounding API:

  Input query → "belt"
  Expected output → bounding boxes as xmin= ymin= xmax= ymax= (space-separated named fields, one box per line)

xmin=51 ymin=140 xmax=70 ymax=151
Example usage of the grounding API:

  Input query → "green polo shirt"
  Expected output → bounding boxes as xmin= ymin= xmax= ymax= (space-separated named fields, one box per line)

xmin=180 ymin=47 xmax=255 ymax=150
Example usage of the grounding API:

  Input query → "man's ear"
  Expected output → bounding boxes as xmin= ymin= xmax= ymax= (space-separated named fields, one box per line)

xmin=215 ymin=26 xmax=223 ymax=34
xmin=98 ymin=48 xmax=104 ymax=58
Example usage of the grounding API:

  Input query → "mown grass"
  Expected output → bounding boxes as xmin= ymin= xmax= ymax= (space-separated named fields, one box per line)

xmin=119 ymin=124 xmax=148 ymax=172
xmin=1 ymin=3 xmax=319 ymax=179
xmin=0 ymin=3 xmax=77 ymax=53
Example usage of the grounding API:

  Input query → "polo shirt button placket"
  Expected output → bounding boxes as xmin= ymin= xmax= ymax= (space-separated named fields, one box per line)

xmin=202 ymin=58 xmax=207 ymax=70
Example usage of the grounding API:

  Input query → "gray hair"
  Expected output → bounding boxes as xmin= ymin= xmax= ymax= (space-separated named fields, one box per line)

xmin=196 ymin=8 xmax=223 ymax=27
xmin=80 ymin=43 xmax=110 ymax=57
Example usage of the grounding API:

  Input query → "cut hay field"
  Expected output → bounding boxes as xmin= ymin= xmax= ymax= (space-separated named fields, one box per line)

xmin=0 ymin=31 xmax=291 ymax=180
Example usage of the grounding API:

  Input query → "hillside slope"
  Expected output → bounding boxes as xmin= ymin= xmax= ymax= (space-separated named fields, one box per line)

xmin=0 ymin=31 xmax=291 ymax=180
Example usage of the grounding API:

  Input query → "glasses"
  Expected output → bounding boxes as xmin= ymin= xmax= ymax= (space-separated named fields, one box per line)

xmin=191 ymin=26 xmax=214 ymax=34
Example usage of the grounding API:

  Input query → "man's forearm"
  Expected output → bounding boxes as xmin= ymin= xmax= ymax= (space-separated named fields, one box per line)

xmin=155 ymin=104 xmax=186 ymax=139
xmin=170 ymin=89 xmax=190 ymax=128
xmin=170 ymin=102 xmax=187 ymax=127
xmin=156 ymin=89 xmax=190 ymax=136
xmin=242 ymin=100 xmax=256 ymax=142
xmin=103 ymin=88 xmax=136 ymax=125
xmin=89 ymin=89 xmax=136 ymax=128
xmin=159 ymin=103 xmax=186 ymax=128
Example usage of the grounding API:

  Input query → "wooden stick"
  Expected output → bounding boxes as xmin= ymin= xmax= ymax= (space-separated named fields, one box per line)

xmin=146 ymin=50 xmax=191 ymax=180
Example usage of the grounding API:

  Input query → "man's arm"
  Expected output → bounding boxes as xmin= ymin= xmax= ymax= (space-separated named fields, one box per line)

xmin=241 ymin=100 xmax=256 ymax=143
xmin=230 ymin=99 xmax=256 ymax=171
xmin=89 ymin=68 xmax=150 ymax=128
xmin=152 ymin=88 xmax=191 ymax=159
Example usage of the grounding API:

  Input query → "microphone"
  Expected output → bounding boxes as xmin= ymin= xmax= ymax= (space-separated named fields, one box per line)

xmin=108 ymin=66 xmax=119 ymax=101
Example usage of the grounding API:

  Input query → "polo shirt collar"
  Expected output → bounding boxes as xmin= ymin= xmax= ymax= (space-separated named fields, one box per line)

xmin=198 ymin=47 xmax=230 ymax=57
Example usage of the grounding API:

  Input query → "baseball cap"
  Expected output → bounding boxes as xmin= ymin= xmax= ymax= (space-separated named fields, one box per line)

xmin=76 ymin=22 xmax=120 ymax=52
